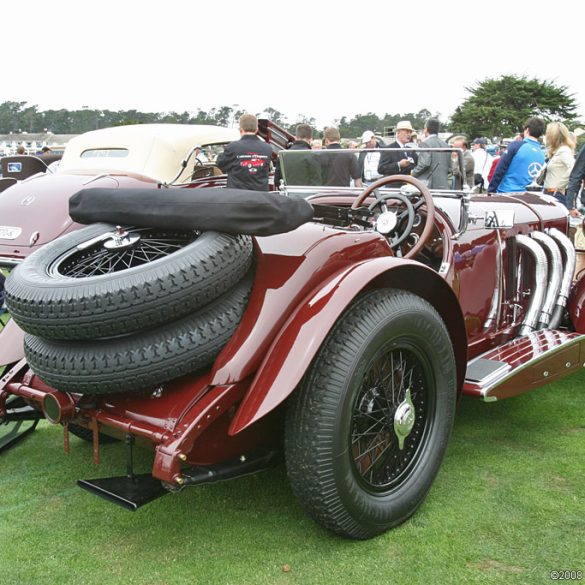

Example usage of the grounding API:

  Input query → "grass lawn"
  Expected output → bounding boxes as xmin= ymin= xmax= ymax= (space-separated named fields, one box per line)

xmin=0 ymin=371 xmax=584 ymax=585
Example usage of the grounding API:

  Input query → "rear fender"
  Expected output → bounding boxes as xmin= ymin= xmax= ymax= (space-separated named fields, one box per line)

xmin=229 ymin=258 xmax=466 ymax=435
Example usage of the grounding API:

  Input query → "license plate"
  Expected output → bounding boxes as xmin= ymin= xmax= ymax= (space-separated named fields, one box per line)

xmin=0 ymin=226 xmax=22 ymax=240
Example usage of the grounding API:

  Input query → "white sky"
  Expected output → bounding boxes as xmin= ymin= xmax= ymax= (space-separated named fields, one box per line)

xmin=6 ymin=0 xmax=583 ymax=128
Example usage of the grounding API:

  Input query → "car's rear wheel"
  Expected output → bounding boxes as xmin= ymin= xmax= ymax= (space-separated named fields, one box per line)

xmin=285 ymin=289 xmax=457 ymax=539
xmin=6 ymin=223 xmax=253 ymax=340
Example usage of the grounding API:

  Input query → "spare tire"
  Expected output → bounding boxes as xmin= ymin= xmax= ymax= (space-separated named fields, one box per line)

xmin=6 ymin=223 xmax=253 ymax=340
xmin=24 ymin=272 xmax=253 ymax=394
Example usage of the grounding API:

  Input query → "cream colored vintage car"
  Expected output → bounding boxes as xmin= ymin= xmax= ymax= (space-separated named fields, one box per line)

xmin=57 ymin=123 xmax=240 ymax=183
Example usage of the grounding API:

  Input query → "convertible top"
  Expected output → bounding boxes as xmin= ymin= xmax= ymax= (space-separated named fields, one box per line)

xmin=69 ymin=187 xmax=314 ymax=236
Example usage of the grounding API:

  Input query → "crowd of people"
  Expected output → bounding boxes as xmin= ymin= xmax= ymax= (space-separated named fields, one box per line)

xmin=214 ymin=113 xmax=585 ymax=214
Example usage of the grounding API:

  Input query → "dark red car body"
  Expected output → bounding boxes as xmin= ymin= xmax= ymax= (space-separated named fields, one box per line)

xmin=1 ymin=133 xmax=584 ymax=538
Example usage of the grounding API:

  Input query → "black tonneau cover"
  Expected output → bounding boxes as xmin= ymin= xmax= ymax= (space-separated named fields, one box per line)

xmin=69 ymin=187 xmax=314 ymax=236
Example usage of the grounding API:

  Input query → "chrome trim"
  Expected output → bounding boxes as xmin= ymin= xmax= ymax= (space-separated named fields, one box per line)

xmin=29 ymin=231 xmax=40 ymax=247
xmin=393 ymin=389 xmax=416 ymax=450
xmin=452 ymin=190 xmax=470 ymax=239
xmin=544 ymin=228 xmax=577 ymax=307
xmin=484 ymin=229 xmax=503 ymax=331
xmin=82 ymin=173 xmax=117 ymax=186
xmin=530 ymin=231 xmax=562 ymax=328
xmin=516 ymin=234 xmax=548 ymax=335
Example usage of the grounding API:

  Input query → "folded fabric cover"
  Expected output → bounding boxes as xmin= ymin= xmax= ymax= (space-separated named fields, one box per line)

xmin=69 ymin=187 xmax=314 ymax=236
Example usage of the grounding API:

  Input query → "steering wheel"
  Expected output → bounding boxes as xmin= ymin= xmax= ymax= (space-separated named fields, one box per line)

xmin=351 ymin=175 xmax=435 ymax=259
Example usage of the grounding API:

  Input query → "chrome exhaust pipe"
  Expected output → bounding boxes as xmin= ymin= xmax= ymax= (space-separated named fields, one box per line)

xmin=530 ymin=231 xmax=562 ymax=329
xmin=516 ymin=234 xmax=548 ymax=335
xmin=546 ymin=228 xmax=576 ymax=329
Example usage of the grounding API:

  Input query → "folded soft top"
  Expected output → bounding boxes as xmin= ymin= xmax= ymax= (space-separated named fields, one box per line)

xmin=69 ymin=187 xmax=314 ymax=236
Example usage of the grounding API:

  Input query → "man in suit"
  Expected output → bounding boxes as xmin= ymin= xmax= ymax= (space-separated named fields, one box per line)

xmin=377 ymin=120 xmax=418 ymax=178
xmin=412 ymin=118 xmax=451 ymax=189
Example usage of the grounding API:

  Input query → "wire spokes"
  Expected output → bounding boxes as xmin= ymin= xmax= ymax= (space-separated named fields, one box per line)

xmin=351 ymin=347 xmax=429 ymax=489
xmin=54 ymin=228 xmax=197 ymax=278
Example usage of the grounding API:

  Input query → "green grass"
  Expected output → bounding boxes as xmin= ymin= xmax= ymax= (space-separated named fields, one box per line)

xmin=1 ymin=372 xmax=584 ymax=585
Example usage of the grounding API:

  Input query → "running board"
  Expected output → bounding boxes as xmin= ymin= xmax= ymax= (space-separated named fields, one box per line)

xmin=463 ymin=330 xmax=585 ymax=401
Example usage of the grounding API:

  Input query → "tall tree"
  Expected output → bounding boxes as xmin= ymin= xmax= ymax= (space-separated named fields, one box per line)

xmin=338 ymin=112 xmax=383 ymax=138
xmin=449 ymin=75 xmax=578 ymax=140
xmin=261 ymin=107 xmax=288 ymax=127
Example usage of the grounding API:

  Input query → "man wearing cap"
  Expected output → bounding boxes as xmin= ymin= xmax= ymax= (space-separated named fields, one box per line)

xmin=471 ymin=138 xmax=493 ymax=192
xmin=377 ymin=120 xmax=418 ymax=178
xmin=358 ymin=130 xmax=384 ymax=185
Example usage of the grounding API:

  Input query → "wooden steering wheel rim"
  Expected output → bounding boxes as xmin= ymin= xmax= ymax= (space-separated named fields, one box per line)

xmin=351 ymin=175 xmax=435 ymax=259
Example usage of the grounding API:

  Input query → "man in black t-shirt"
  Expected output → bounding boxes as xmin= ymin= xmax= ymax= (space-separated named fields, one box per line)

xmin=320 ymin=127 xmax=362 ymax=187
xmin=216 ymin=114 xmax=273 ymax=191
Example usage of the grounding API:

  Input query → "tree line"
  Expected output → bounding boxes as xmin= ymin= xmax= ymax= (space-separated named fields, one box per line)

xmin=0 ymin=75 xmax=580 ymax=141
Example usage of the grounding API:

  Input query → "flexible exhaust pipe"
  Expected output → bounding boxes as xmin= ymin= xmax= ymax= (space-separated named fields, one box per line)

xmin=546 ymin=228 xmax=576 ymax=329
xmin=530 ymin=231 xmax=562 ymax=329
xmin=516 ymin=234 xmax=548 ymax=335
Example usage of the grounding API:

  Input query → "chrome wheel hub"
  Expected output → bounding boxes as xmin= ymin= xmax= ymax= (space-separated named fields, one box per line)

xmin=393 ymin=388 xmax=416 ymax=450
xmin=103 ymin=226 xmax=141 ymax=250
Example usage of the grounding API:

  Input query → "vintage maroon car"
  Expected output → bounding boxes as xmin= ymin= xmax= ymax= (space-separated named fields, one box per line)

xmin=1 ymin=145 xmax=585 ymax=540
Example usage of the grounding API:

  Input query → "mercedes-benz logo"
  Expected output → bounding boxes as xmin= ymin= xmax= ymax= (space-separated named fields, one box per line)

xmin=528 ymin=162 xmax=543 ymax=178
xmin=20 ymin=195 xmax=36 ymax=206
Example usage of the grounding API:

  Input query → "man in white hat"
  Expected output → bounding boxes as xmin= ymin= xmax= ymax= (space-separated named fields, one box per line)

xmin=377 ymin=120 xmax=418 ymax=178
xmin=358 ymin=130 xmax=384 ymax=185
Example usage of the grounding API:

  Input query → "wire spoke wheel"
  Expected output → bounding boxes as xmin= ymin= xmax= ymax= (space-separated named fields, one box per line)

xmin=51 ymin=227 xmax=198 ymax=278
xmin=285 ymin=289 xmax=457 ymax=539
xmin=351 ymin=345 xmax=431 ymax=491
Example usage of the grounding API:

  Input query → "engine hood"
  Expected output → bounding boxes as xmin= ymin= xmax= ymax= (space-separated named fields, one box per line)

xmin=0 ymin=173 xmax=159 ymax=252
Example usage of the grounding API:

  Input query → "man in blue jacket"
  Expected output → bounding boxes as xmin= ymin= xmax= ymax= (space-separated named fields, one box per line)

xmin=488 ymin=117 xmax=545 ymax=193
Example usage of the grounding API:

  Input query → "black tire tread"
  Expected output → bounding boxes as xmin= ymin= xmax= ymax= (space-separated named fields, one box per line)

xmin=24 ymin=273 xmax=253 ymax=394
xmin=6 ymin=223 xmax=253 ymax=340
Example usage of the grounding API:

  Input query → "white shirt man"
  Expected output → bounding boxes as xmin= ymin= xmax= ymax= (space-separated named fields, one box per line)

xmin=359 ymin=130 xmax=383 ymax=184
xmin=471 ymin=138 xmax=493 ymax=190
